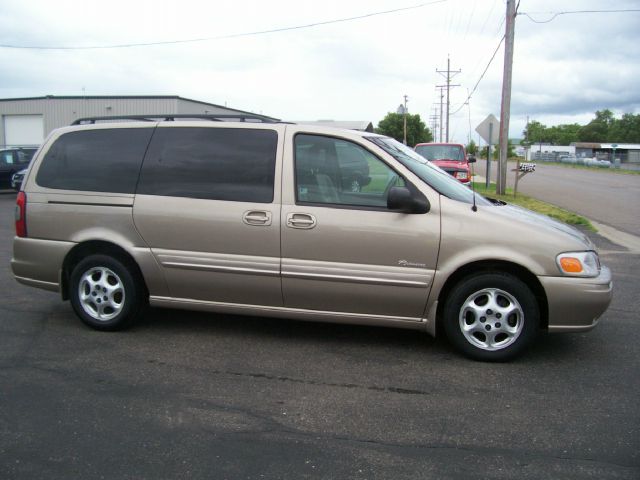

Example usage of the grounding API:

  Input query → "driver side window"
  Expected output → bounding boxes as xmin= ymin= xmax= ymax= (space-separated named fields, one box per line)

xmin=294 ymin=134 xmax=404 ymax=209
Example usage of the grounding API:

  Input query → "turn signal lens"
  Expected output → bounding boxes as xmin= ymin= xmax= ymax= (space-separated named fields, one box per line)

xmin=556 ymin=252 xmax=600 ymax=277
xmin=559 ymin=257 xmax=583 ymax=273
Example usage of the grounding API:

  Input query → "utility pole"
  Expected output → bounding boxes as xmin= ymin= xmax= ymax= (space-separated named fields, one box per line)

xmin=466 ymin=88 xmax=472 ymax=145
xmin=437 ymin=55 xmax=461 ymax=143
xmin=435 ymin=86 xmax=446 ymax=142
xmin=403 ymin=94 xmax=408 ymax=145
xmin=429 ymin=106 xmax=439 ymax=142
xmin=497 ymin=0 xmax=516 ymax=195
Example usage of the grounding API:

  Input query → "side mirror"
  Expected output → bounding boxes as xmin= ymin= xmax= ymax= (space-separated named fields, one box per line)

xmin=467 ymin=155 xmax=476 ymax=163
xmin=387 ymin=186 xmax=430 ymax=214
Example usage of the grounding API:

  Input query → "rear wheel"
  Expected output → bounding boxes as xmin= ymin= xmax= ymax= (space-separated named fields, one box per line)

xmin=443 ymin=272 xmax=540 ymax=361
xmin=69 ymin=254 xmax=145 ymax=331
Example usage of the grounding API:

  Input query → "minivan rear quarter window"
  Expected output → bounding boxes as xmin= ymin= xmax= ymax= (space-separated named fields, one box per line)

xmin=137 ymin=127 xmax=277 ymax=203
xmin=36 ymin=128 xmax=154 ymax=194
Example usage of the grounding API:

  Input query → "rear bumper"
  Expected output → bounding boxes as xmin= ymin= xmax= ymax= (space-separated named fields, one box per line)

xmin=539 ymin=266 xmax=613 ymax=332
xmin=11 ymin=236 xmax=74 ymax=293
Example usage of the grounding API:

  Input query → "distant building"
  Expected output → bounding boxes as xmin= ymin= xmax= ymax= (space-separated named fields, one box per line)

xmin=0 ymin=95 xmax=278 ymax=147
xmin=530 ymin=144 xmax=576 ymax=155
xmin=573 ymin=142 xmax=640 ymax=164
xmin=293 ymin=120 xmax=374 ymax=132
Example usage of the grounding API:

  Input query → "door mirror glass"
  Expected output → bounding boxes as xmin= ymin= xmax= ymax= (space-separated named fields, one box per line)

xmin=467 ymin=155 xmax=476 ymax=163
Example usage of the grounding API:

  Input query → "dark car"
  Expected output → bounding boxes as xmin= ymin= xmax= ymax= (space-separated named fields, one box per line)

xmin=11 ymin=167 xmax=28 ymax=191
xmin=1 ymin=148 xmax=37 ymax=189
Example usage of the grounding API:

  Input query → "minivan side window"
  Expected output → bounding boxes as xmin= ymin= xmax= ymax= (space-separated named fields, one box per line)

xmin=137 ymin=127 xmax=277 ymax=203
xmin=295 ymin=134 xmax=404 ymax=209
xmin=36 ymin=128 xmax=154 ymax=194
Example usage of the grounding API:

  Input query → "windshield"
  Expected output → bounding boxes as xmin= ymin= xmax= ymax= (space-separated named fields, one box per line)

xmin=415 ymin=144 xmax=464 ymax=161
xmin=366 ymin=136 xmax=491 ymax=206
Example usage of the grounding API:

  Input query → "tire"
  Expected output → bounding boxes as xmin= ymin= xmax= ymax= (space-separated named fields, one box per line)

xmin=69 ymin=254 xmax=146 ymax=331
xmin=442 ymin=272 xmax=540 ymax=361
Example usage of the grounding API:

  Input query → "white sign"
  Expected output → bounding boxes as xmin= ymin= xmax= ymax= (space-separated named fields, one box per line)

xmin=475 ymin=114 xmax=500 ymax=144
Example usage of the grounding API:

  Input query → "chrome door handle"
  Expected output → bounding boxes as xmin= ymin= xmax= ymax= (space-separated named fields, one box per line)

xmin=286 ymin=213 xmax=317 ymax=229
xmin=243 ymin=210 xmax=272 ymax=226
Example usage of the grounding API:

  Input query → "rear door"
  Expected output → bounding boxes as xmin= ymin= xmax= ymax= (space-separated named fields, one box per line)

xmin=280 ymin=129 xmax=440 ymax=321
xmin=133 ymin=123 xmax=285 ymax=307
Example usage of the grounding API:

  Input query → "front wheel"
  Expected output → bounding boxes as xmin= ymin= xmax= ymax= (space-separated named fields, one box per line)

xmin=69 ymin=254 xmax=145 ymax=331
xmin=442 ymin=272 xmax=540 ymax=361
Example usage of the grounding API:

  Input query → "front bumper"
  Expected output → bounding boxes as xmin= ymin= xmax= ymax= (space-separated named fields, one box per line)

xmin=539 ymin=266 xmax=613 ymax=332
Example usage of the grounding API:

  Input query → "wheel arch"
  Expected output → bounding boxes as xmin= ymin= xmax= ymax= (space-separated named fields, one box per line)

xmin=61 ymin=240 xmax=148 ymax=301
xmin=435 ymin=260 xmax=549 ymax=331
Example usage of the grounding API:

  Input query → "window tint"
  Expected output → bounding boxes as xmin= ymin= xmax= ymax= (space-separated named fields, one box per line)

xmin=295 ymin=134 xmax=404 ymax=209
xmin=36 ymin=128 xmax=153 ymax=193
xmin=16 ymin=149 xmax=36 ymax=164
xmin=137 ymin=127 xmax=277 ymax=203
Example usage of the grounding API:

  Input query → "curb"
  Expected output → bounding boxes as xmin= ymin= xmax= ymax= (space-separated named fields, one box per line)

xmin=589 ymin=220 xmax=640 ymax=254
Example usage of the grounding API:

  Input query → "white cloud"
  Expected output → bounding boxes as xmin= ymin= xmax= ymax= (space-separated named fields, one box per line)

xmin=0 ymin=0 xmax=638 ymax=142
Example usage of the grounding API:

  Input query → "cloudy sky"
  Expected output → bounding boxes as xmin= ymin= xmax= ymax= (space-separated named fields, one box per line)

xmin=1 ymin=0 xmax=639 ymax=143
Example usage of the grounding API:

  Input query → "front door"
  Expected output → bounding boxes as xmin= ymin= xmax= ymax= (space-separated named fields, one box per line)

xmin=280 ymin=131 xmax=440 ymax=320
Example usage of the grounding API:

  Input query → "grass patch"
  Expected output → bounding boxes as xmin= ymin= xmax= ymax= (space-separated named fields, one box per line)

xmin=472 ymin=181 xmax=596 ymax=231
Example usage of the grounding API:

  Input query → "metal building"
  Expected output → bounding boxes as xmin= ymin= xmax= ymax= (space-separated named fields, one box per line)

xmin=292 ymin=120 xmax=374 ymax=132
xmin=0 ymin=95 xmax=278 ymax=147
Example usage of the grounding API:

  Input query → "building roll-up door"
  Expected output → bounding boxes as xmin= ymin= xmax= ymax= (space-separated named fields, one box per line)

xmin=3 ymin=115 xmax=44 ymax=146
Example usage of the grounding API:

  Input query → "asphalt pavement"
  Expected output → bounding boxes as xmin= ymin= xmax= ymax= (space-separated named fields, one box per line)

xmin=0 ymin=192 xmax=638 ymax=479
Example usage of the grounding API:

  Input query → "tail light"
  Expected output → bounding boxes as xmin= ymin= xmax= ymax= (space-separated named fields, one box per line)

xmin=15 ymin=191 xmax=27 ymax=238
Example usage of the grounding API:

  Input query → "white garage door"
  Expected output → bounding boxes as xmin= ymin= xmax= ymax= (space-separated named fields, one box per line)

xmin=3 ymin=115 xmax=44 ymax=146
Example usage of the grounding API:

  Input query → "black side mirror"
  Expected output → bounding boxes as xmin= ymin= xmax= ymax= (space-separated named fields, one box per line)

xmin=468 ymin=155 xmax=476 ymax=163
xmin=387 ymin=186 xmax=430 ymax=214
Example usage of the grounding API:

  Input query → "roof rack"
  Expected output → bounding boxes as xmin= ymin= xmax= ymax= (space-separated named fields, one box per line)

xmin=71 ymin=114 xmax=279 ymax=125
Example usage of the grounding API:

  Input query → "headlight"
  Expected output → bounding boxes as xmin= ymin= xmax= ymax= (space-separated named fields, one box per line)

xmin=457 ymin=171 xmax=468 ymax=180
xmin=556 ymin=251 xmax=600 ymax=277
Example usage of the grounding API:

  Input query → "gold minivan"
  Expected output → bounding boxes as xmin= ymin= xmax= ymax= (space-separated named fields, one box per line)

xmin=11 ymin=116 xmax=613 ymax=360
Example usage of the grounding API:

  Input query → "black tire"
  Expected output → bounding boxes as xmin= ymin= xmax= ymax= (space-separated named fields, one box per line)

xmin=442 ymin=272 xmax=540 ymax=361
xmin=69 ymin=254 xmax=146 ymax=331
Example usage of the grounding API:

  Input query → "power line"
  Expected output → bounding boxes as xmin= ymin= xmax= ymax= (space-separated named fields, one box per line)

xmin=519 ymin=9 xmax=640 ymax=24
xmin=450 ymin=34 xmax=505 ymax=116
xmin=0 ymin=0 xmax=448 ymax=50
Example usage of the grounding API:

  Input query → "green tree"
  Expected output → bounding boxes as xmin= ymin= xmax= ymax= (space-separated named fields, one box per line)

xmin=479 ymin=142 xmax=514 ymax=159
xmin=466 ymin=139 xmax=478 ymax=155
xmin=491 ymin=139 xmax=516 ymax=159
xmin=523 ymin=120 xmax=549 ymax=143
xmin=546 ymin=123 xmax=581 ymax=145
xmin=578 ymin=109 xmax=614 ymax=142
xmin=376 ymin=113 xmax=433 ymax=146
xmin=608 ymin=113 xmax=640 ymax=143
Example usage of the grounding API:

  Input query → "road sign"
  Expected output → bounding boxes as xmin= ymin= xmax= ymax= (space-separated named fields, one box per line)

xmin=475 ymin=114 xmax=500 ymax=144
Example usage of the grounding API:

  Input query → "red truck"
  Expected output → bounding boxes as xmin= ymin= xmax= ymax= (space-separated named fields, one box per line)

xmin=414 ymin=143 xmax=475 ymax=184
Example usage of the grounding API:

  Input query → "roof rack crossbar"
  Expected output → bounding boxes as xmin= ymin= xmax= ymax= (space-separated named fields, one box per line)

xmin=71 ymin=114 xmax=278 ymax=125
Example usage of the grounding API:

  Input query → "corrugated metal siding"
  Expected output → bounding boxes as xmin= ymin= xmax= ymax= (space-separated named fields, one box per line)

xmin=0 ymin=98 xmax=177 ymax=143
xmin=176 ymin=99 xmax=237 ymax=115
xmin=0 ymin=97 xmax=276 ymax=145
